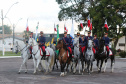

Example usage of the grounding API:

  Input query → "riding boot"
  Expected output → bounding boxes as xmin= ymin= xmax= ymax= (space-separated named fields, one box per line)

xmin=107 ymin=51 xmax=109 ymax=58
xmin=43 ymin=51 xmax=46 ymax=60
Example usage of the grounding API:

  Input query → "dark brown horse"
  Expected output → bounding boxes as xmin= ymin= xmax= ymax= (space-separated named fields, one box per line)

xmin=96 ymin=38 xmax=115 ymax=73
xmin=56 ymin=40 xmax=71 ymax=76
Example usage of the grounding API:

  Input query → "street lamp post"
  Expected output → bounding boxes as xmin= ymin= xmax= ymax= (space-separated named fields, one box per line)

xmin=13 ymin=18 xmax=22 ymax=46
xmin=1 ymin=2 xmax=18 ymax=56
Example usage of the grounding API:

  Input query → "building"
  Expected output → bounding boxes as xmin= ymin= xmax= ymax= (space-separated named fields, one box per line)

xmin=116 ymin=36 xmax=126 ymax=51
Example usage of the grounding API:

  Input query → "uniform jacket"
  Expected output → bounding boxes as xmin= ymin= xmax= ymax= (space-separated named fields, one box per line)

xmin=103 ymin=37 xmax=110 ymax=46
xmin=39 ymin=36 xmax=46 ymax=46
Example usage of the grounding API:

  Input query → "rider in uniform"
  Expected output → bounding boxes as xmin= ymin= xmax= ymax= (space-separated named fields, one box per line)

xmin=93 ymin=35 xmax=99 ymax=51
xmin=81 ymin=31 xmax=95 ymax=54
xmin=38 ymin=31 xmax=46 ymax=59
xmin=103 ymin=33 xmax=110 ymax=58
xmin=69 ymin=36 xmax=74 ymax=55
xmin=62 ymin=30 xmax=72 ymax=58
xmin=29 ymin=32 xmax=34 ymax=59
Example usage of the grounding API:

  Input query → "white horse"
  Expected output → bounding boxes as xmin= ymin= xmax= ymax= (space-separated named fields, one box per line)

xmin=13 ymin=41 xmax=34 ymax=74
xmin=28 ymin=38 xmax=55 ymax=74
xmin=73 ymin=37 xmax=82 ymax=74
xmin=85 ymin=39 xmax=94 ymax=74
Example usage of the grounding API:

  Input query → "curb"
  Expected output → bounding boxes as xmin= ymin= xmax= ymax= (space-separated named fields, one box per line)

xmin=0 ymin=56 xmax=20 ymax=58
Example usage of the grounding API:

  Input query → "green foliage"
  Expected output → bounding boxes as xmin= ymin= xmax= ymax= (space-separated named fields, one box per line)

xmin=119 ymin=51 xmax=126 ymax=58
xmin=57 ymin=0 xmax=126 ymax=48
xmin=0 ymin=25 xmax=12 ymax=34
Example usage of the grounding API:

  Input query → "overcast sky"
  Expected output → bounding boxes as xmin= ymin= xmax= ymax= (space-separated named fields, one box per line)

xmin=0 ymin=0 xmax=82 ymax=34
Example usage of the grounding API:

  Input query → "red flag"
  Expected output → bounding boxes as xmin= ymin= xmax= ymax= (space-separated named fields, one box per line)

xmin=64 ymin=24 xmax=68 ymax=32
xmin=104 ymin=20 xmax=109 ymax=31
xmin=87 ymin=15 xmax=90 ymax=27
xmin=54 ymin=24 xmax=57 ymax=32
xmin=80 ymin=23 xmax=83 ymax=29
xmin=90 ymin=19 xmax=92 ymax=30
xmin=26 ymin=19 xmax=29 ymax=32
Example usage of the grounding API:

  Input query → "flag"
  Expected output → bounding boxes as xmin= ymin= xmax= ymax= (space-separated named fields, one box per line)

xmin=90 ymin=19 xmax=92 ymax=30
xmin=64 ymin=24 xmax=68 ymax=32
xmin=26 ymin=19 xmax=29 ymax=32
xmin=54 ymin=24 xmax=57 ymax=32
xmin=56 ymin=24 xmax=59 ymax=56
xmin=35 ymin=22 xmax=39 ymax=41
xmin=87 ymin=15 xmax=90 ymax=27
xmin=80 ymin=23 xmax=83 ymax=29
xmin=51 ymin=37 xmax=54 ymax=44
xmin=70 ymin=20 xmax=74 ymax=39
xmin=104 ymin=19 xmax=109 ymax=31
xmin=56 ymin=24 xmax=59 ymax=41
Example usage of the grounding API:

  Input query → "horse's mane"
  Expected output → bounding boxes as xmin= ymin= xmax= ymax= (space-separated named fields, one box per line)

xmin=58 ymin=39 xmax=67 ymax=51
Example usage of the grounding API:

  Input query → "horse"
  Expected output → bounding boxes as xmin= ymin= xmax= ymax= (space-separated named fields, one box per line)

xmin=50 ymin=44 xmax=59 ymax=70
xmin=73 ymin=37 xmax=82 ymax=74
xmin=13 ymin=41 xmax=34 ymax=74
xmin=56 ymin=39 xmax=71 ymax=76
xmin=85 ymin=39 xmax=94 ymax=74
xmin=27 ymin=38 xmax=55 ymax=74
xmin=96 ymin=38 xmax=115 ymax=73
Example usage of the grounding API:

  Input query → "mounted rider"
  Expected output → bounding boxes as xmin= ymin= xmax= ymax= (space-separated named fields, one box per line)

xmin=81 ymin=31 xmax=95 ymax=54
xmin=28 ymin=32 xmax=34 ymax=59
xmin=93 ymin=35 xmax=99 ymax=51
xmin=38 ymin=31 xmax=46 ymax=58
xmin=62 ymin=30 xmax=72 ymax=58
xmin=103 ymin=33 xmax=110 ymax=58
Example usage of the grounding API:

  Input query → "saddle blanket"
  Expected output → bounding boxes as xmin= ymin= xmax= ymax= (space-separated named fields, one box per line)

xmin=40 ymin=48 xmax=50 ymax=56
xmin=106 ymin=49 xmax=113 ymax=56
xmin=67 ymin=51 xmax=74 ymax=58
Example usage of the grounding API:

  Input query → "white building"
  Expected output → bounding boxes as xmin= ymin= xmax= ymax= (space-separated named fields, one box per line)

xmin=116 ymin=36 xmax=126 ymax=51
xmin=0 ymin=34 xmax=24 ymax=51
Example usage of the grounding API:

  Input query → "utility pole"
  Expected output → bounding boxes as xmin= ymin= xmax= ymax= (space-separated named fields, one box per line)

xmin=13 ymin=24 xmax=15 ymax=46
xmin=1 ymin=10 xmax=5 ymax=56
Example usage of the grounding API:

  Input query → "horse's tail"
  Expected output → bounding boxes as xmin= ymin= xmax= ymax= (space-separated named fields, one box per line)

xmin=50 ymin=51 xmax=55 ymax=69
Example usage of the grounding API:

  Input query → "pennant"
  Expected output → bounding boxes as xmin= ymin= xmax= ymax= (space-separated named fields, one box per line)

xmin=26 ymin=19 xmax=29 ymax=32
xmin=54 ymin=24 xmax=57 ymax=32
xmin=90 ymin=19 xmax=92 ymax=30
xmin=35 ymin=22 xmax=39 ymax=41
xmin=87 ymin=15 xmax=90 ymax=27
xmin=104 ymin=19 xmax=109 ymax=31
xmin=64 ymin=24 xmax=68 ymax=32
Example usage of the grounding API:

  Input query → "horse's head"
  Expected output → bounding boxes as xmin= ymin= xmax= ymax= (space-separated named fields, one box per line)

xmin=50 ymin=44 xmax=56 ymax=51
xmin=13 ymin=41 xmax=19 ymax=54
xmin=56 ymin=40 xmax=63 ymax=50
xmin=73 ymin=37 xmax=79 ymax=46
xmin=87 ymin=39 xmax=93 ymax=48
xmin=99 ymin=38 xmax=105 ymax=50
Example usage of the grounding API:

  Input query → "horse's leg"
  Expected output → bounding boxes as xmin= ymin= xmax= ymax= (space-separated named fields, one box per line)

xmin=18 ymin=57 xmax=27 ymax=74
xmin=25 ymin=61 xmax=28 ymax=73
xmin=111 ymin=56 xmax=115 ymax=73
xmin=60 ymin=63 xmax=65 ymax=76
xmin=90 ymin=61 xmax=93 ymax=73
xmin=97 ymin=59 xmax=100 ymax=72
xmin=81 ymin=59 xmax=84 ymax=75
xmin=78 ymin=58 xmax=81 ymax=74
xmin=103 ymin=59 xmax=108 ymax=73
xmin=73 ymin=58 xmax=76 ymax=74
xmin=36 ymin=58 xmax=41 ymax=73
xmin=55 ymin=54 xmax=59 ymax=70
xmin=99 ymin=60 xmax=103 ymax=73
xmin=32 ymin=55 xmax=37 ymax=74
xmin=87 ymin=61 xmax=90 ymax=74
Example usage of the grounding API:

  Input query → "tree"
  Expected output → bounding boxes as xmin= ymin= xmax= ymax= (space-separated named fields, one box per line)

xmin=0 ymin=25 xmax=12 ymax=34
xmin=57 ymin=0 xmax=126 ymax=48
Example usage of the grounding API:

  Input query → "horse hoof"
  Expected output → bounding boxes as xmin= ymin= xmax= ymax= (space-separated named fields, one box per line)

xmin=82 ymin=73 xmax=83 ymax=75
xmin=88 ymin=73 xmax=91 ymax=75
xmin=18 ymin=72 xmax=20 ymax=74
xmin=33 ymin=72 xmax=36 ymax=75
xmin=25 ymin=71 xmax=27 ymax=73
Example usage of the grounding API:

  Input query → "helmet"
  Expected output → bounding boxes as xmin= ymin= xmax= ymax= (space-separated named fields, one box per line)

xmin=40 ymin=31 xmax=43 ymax=34
xmin=94 ymin=35 xmax=97 ymax=37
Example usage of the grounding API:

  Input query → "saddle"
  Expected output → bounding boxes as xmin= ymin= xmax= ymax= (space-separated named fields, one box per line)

xmin=39 ymin=48 xmax=50 ymax=56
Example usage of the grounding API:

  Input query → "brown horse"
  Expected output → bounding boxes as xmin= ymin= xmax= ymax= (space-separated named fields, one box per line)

xmin=56 ymin=40 xmax=71 ymax=76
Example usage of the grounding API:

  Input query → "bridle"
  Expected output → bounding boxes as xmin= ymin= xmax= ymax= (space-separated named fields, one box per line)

xmin=15 ymin=42 xmax=27 ymax=53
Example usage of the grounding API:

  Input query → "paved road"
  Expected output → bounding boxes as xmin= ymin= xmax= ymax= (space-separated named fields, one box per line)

xmin=0 ymin=57 xmax=126 ymax=84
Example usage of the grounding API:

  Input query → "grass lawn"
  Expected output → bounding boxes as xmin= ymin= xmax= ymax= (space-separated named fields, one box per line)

xmin=0 ymin=51 xmax=20 ymax=56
